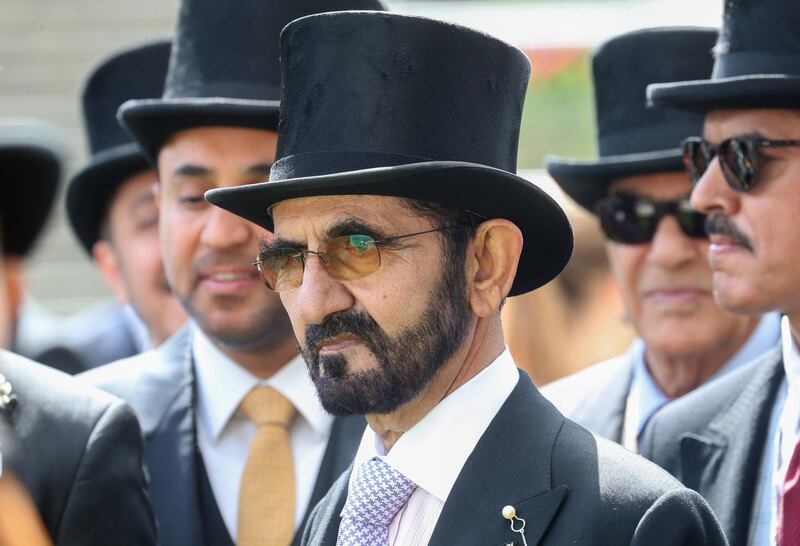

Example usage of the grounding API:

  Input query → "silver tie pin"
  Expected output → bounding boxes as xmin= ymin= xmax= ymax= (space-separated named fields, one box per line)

xmin=502 ymin=505 xmax=528 ymax=546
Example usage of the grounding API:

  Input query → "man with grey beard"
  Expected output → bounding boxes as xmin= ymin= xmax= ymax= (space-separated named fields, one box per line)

xmin=209 ymin=11 xmax=727 ymax=545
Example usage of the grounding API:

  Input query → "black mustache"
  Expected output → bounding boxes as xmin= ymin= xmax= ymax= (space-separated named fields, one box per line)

xmin=704 ymin=214 xmax=753 ymax=251
xmin=305 ymin=310 xmax=384 ymax=355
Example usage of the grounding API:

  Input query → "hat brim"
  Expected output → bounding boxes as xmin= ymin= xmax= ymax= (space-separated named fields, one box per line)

xmin=0 ymin=145 xmax=61 ymax=257
xmin=206 ymin=161 xmax=573 ymax=297
xmin=118 ymin=97 xmax=281 ymax=166
xmin=648 ymin=74 xmax=800 ymax=112
xmin=67 ymin=143 xmax=152 ymax=254
xmin=546 ymin=149 xmax=685 ymax=213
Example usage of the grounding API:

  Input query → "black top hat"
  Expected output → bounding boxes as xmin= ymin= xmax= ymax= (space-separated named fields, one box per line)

xmin=546 ymin=27 xmax=717 ymax=213
xmin=67 ymin=40 xmax=170 ymax=254
xmin=0 ymin=120 xmax=64 ymax=257
xmin=649 ymin=0 xmax=800 ymax=110
xmin=118 ymin=0 xmax=387 ymax=165
xmin=206 ymin=12 xmax=573 ymax=297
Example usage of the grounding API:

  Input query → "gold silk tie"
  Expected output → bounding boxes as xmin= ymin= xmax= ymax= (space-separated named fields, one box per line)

xmin=237 ymin=386 xmax=297 ymax=546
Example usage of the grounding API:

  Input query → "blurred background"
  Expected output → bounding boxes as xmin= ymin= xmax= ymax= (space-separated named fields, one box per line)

xmin=0 ymin=0 xmax=723 ymax=381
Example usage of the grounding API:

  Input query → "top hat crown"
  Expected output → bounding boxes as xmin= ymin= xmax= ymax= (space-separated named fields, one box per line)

xmin=83 ymin=40 xmax=171 ymax=156
xmin=119 ymin=0 xmax=387 ymax=164
xmin=67 ymin=40 xmax=170 ymax=253
xmin=207 ymin=11 xmax=573 ymax=296
xmin=546 ymin=27 xmax=717 ymax=212
xmin=0 ymin=120 xmax=64 ymax=257
xmin=649 ymin=0 xmax=800 ymax=110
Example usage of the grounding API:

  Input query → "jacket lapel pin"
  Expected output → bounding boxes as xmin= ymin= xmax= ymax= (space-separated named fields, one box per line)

xmin=0 ymin=374 xmax=17 ymax=415
xmin=502 ymin=505 xmax=529 ymax=546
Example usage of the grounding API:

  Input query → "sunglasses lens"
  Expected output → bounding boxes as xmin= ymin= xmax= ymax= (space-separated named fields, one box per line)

xmin=258 ymin=252 xmax=303 ymax=291
xmin=682 ymin=139 xmax=712 ymax=184
xmin=721 ymin=139 xmax=757 ymax=191
xmin=596 ymin=196 xmax=656 ymax=244
xmin=327 ymin=235 xmax=381 ymax=281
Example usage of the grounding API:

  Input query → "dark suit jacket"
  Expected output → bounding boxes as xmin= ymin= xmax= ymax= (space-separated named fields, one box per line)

xmin=302 ymin=371 xmax=727 ymax=546
xmin=639 ymin=346 xmax=783 ymax=546
xmin=81 ymin=325 xmax=365 ymax=546
xmin=541 ymin=354 xmax=632 ymax=442
xmin=0 ymin=350 xmax=156 ymax=546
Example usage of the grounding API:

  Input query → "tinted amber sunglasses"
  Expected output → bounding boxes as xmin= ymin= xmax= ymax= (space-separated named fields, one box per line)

xmin=254 ymin=224 xmax=470 ymax=292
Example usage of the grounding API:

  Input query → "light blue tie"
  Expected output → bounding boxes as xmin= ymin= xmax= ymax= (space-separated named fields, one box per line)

xmin=337 ymin=457 xmax=417 ymax=546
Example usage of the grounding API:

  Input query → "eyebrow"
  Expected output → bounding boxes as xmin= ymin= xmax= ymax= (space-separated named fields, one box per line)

xmin=129 ymin=188 xmax=156 ymax=210
xmin=260 ymin=216 xmax=389 ymax=254
xmin=171 ymin=164 xmax=212 ymax=179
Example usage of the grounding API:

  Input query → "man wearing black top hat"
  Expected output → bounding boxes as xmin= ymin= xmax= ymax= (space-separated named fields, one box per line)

xmin=61 ymin=40 xmax=187 ymax=369
xmin=542 ymin=27 xmax=780 ymax=453
xmin=0 ymin=122 xmax=156 ymax=546
xmin=81 ymin=1 xmax=385 ymax=546
xmin=0 ymin=120 xmax=61 ymax=352
xmin=638 ymin=1 xmax=800 ymax=545
xmin=208 ymin=12 xmax=726 ymax=545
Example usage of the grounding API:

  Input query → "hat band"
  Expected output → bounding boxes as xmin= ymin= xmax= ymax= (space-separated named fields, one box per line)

xmin=713 ymin=52 xmax=800 ymax=79
xmin=270 ymin=150 xmax=439 ymax=181
xmin=163 ymin=80 xmax=281 ymax=101
xmin=598 ymin=120 xmax=702 ymax=157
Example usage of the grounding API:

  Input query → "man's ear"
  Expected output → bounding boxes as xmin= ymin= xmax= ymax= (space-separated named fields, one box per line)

xmin=467 ymin=219 xmax=523 ymax=317
xmin=92 ymin=240 xmax=129 ymax=304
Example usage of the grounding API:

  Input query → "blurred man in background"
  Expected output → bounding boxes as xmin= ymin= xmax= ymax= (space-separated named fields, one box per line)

xmin=62 ymin=39 xmax=186 ymax=368
xmin=0 ymin=121 xmax=63 ymax=359
xmin=0 ymin=120 xmax=156 ymax=546
xmin=82 ymin=1 xmax=385 ymax=545
xmin=544 ymin=27 xmax=780 ymax=452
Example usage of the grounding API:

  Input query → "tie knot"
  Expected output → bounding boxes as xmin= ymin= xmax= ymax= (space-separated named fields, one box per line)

xmin=238 ymin=387 xmax=296 ymax=428
xmin=342 ymin=458 xmax=417 ymax=528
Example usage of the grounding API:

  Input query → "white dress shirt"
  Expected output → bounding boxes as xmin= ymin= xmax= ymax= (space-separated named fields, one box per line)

xmin=622 ymin=313 xmax=782 ymax=452
xmin=343 ymin=348 xmax=519 ymax=546
xmin=192 ymin=325 xmax=334 ymax=541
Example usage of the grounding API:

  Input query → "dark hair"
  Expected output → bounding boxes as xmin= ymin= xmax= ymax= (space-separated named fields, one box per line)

xmin=401 ymin=198 xmax=477 ymax=268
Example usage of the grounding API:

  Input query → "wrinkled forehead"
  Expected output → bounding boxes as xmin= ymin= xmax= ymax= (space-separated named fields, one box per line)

xmin=270 ymin=194 xmax=424 ymax=241
xmin=608 ymin=171 xmax=693 ymax=201
xmin=704 ymin=108 xmax=800 ymax=142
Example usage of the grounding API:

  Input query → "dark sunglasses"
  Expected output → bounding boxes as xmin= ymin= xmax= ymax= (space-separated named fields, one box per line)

xmin=254 ymin=224 xmax=470 ymax=292
xmin=682 ymin=136 xmax=800 ymax=191
xmin=595 ymin=193 xmax=706 ymax=244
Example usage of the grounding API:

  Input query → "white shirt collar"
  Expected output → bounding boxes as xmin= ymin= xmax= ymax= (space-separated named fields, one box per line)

xmin=192 ymin=323 xmax=333 ymax=444
xmin=782 ymin=315 xmax=800 ymax=396
xmin=349 ymin=348 xmax=519 ymax=503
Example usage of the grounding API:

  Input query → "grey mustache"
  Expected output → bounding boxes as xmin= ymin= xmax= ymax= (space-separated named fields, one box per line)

xmin=704 ymin=213 xmax=753 ymax=251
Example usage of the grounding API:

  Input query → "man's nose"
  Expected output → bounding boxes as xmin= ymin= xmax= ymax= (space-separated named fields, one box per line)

xmin=294 ymin=255 xmax=354 ymax=326
xmin=691 ymin=157 xmax=741 ymax=217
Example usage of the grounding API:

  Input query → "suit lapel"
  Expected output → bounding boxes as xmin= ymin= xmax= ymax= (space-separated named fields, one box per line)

xmin=678 ymin=348 xmax=784 ymax=546
xmin=571 ymin=358 xmax=632 ymax=443
xmin=141 ymin=328 xmax=206 ymax=546
xmin=305 ymin=468 xmax=352 ymax=546
xmin=292 ymin=415 xmax=365 ymax=546
xmin=428 ymin=372 xmax=568 ymax=546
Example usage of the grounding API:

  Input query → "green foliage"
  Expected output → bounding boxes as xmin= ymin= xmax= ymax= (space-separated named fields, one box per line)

xmin=518 ymin=54 xmax=596 ymax=169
